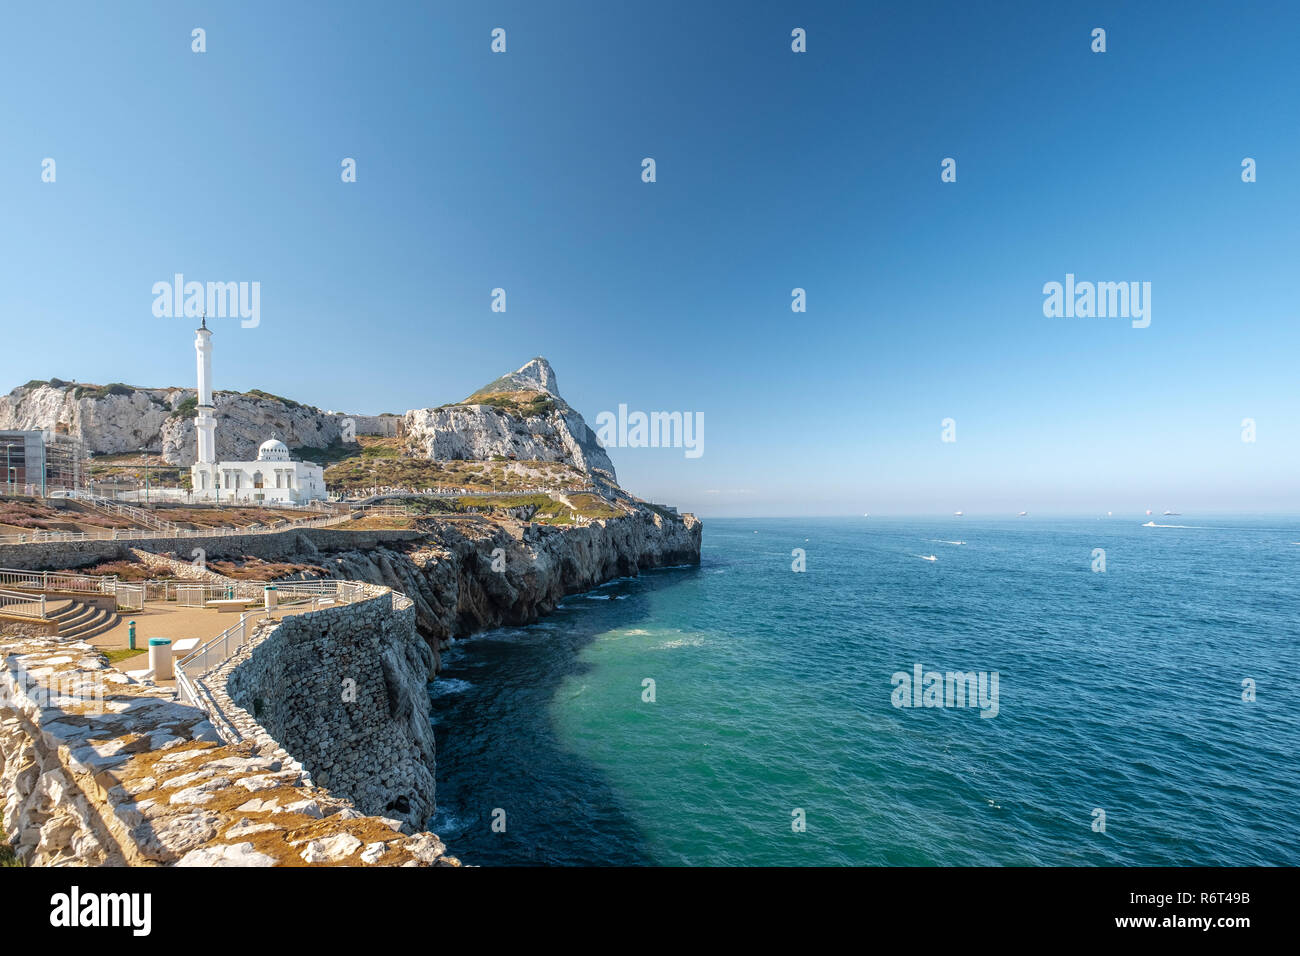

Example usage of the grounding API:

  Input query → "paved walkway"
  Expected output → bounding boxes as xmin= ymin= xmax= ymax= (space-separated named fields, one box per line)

xmin=93 ymin=599 xmax=326 ymax=686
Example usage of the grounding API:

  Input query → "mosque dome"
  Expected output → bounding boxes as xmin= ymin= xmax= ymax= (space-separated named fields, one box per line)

xmin=256 ymin=439 xmax=290 ymax=462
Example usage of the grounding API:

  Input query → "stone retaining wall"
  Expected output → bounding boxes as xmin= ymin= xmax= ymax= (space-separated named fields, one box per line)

xmin=199 ymin=583 xmax=438 ymax=830
xmin=0 ymin=527 xmax=424 ymax=572
xmin=0 ymin=634 xmax=455 ymax=867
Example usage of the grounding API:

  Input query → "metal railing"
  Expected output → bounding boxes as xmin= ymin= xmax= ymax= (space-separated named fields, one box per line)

xmin=0 ymin=588 xmax=46 ymax=619
xmin=0 ymin=568 xmax=118 ymax=595
xmin=349 ymin=486 xmax=595 ymax=506
xmin=68 ymin=490 xmax=182 ymax=533
xmin=174 ymin=583 xmax=410 ymax=707
xmin=114 ymin=583 xmax=145 ymax=611
xmin=174 ymin=613 xmax=251 ymax=707
xmin=0 ymin=567 xmax=152 ymax=611
xmin=0 ymin=509 xmax=355 ymax=546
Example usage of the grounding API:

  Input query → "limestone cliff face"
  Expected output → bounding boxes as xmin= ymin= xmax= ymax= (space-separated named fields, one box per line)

xmin=232 ymin=508 xmax=702 ymax=655
xmin=160 ymin=393 xmax=346 ymax=466
xmin=0 ymin=381 xmax=363 ymax=464
xmin=402 ymin=358 xmax=618 ymax=483
xmin=0 ymin=382 xmax=185 ymax=454
xmin=5 ymin=357 xmax=611 ymax=480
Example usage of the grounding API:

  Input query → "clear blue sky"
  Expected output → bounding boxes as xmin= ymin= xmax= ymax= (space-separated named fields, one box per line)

xmin=2 ymin=1 xmax=1297 ymax=516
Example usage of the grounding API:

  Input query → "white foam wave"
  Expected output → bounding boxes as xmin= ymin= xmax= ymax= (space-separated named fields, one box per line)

xmin=430 ymin=678 xmax=473 ymax=697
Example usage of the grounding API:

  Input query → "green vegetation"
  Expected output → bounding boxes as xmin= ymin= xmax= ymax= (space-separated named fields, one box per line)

xmin=72 ymin=383 xmax=136 ymax=400
xmin=291 ymin=440 xmax=356 ymax=465
xmin=0 ymin=824 xmax=20 ymax=866
xmin=244 ymin=389 xmax=304 ymax=410
xmin=102 ymin=647 xmax=147 ymax=666
xmin=568 ymin=493 xmax=623 ymax=520
xmin=20 ymin=377 xmax=71 ymax=390
xmin=448 ymin=491 xmax=620 ymax=524
xmin=171 ymin=396 xmax=198 ymax=419
xmin=290 ymin=435 xmax=401 ymax=466
xmin=324 ymin=452 xmax=580 ymax=495
xmin=467 ymin=392 xmax=557 ymax=417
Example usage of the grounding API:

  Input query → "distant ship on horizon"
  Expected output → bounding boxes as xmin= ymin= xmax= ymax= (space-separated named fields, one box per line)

xmin=1017 ymin=511 xmax=1027 ymax=517
xmin=953 ymin=511 xmax=963 ymax=517
xmin=1164 ymin=510 xmax=1181 ymax=516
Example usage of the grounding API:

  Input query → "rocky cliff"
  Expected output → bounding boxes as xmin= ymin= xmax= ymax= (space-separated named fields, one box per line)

xmin=0 ymin=380 xmax=382 ymax=464
xmin=159 ymin=392 xmax=349 ymax=466
xmin=0 ymin=382 xmax=185 ymax=455
xmin=312 ymin=507 xmax=700 ymax=654
xmin=3 ymin=358 xmax=610 ymax=480
xmin=140 ymin=505 xmax=702 ymax=664
xmin=402 ymin=358 xmax=618 ymax=483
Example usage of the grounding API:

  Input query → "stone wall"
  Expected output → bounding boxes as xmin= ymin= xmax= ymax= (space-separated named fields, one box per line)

xmin=127 ymin=547 xmax=237 ymax=584
xmin=0 ymin=527 xmax=424 ymax=572
xmin=207 ymin=585 xmax=437 ymax=830
xmin=347 ymin=414 xmax=400 ymax=438
xmin=0 ymin=633 xmax=455 ymax=867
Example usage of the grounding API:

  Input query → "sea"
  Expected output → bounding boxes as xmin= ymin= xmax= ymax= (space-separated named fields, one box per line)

xmin=426 ymin=516 xmax=1300 ymax=866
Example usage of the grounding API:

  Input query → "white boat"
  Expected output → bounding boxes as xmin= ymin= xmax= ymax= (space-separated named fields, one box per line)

xmin=1142 ymin=521 xmax=1157 ymax=527
xmin=1164 ymin=510 xmax=1180 ymax=516
xmin=1017 ymin=511 xmax=1027 ymax=517
xmin=953 ymin=511 xmax=963 ymax=517
xmin=920 ymin=554 xmax=938 ymax=561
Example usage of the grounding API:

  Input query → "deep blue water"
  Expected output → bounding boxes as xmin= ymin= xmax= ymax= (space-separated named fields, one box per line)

xmin=427 ymin=517 xmax=1300 ymax=866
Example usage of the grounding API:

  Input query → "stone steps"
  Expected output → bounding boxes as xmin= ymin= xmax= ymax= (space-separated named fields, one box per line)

xmin=52 ymin=600 xmax=119 ymax=641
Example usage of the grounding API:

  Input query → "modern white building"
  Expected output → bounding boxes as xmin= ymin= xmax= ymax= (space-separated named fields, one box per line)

xmin=188 ymin=319 xmax=326 ymax=504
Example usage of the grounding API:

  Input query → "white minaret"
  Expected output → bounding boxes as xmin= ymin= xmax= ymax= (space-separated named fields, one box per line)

xmin=194 ymin=316 xmax=217 ymax=466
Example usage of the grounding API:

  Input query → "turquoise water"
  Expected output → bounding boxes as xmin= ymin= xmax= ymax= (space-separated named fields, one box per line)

xmin=428 ymin=517 xmax=1300 ymax=866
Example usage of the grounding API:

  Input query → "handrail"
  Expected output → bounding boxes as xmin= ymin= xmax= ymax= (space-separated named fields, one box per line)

xmin=349 ymin=486 xmax=594 ymax=506
xmin=68 ymin=490 xmax=183 ymax=533
xmin=174 ymin=584 xmax=412 ymax=707
xmin=0 ymin=588 xmax=47 ymax=619
xmin=0 ymin=568 xmax=118 ymax=595
xmin=0 ymin=508 xmax=355 ymax=546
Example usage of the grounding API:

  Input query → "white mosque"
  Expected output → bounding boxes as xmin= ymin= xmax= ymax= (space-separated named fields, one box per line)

xmin=189 ymin=319 xmax=326 ymax=504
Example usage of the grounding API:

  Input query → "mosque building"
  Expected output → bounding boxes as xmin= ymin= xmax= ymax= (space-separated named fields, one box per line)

xmin=188 ymin=319 xmax=326 ymax=504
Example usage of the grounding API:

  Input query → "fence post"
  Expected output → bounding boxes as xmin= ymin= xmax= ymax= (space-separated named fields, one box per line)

xmin=40 ymin=594 xmax=46 ymax=619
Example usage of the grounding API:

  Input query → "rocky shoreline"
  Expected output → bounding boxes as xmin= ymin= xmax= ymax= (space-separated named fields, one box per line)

xmin=1 ymin=506 xmax=701 ymax=866
xmin=296 ymin=508 xmax=703 ymax=667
